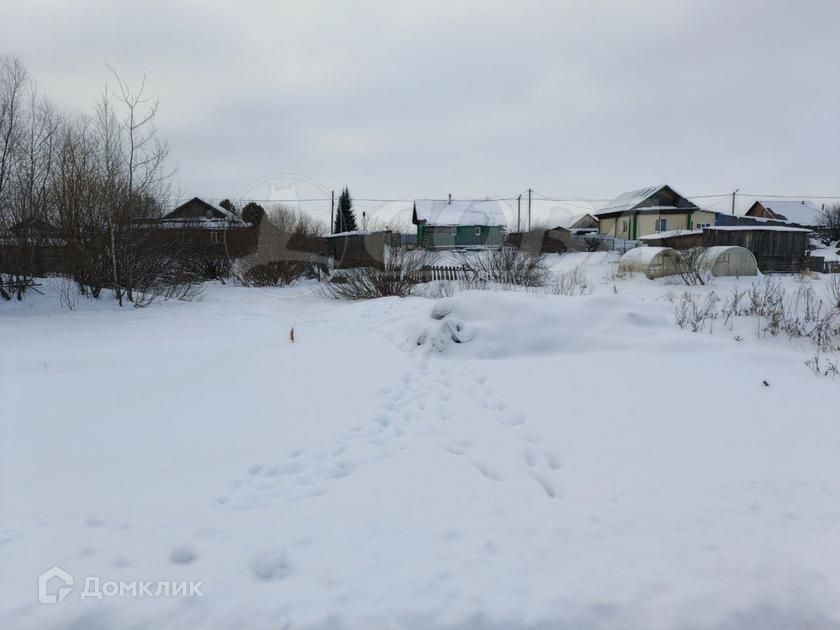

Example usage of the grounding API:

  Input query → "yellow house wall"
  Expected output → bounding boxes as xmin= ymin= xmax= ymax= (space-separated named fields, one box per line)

xmin=598 ymin=216 xmax=616 ymax=236
xmin=691 ymin=210 xmax=717 ymax=227
xmin=599 ymin=210 xmax=718 ymax=239
xmin=636 ymin=214 xmax=689 ymax=238
xmin=598 ymin=216 xmax=632 ymax=239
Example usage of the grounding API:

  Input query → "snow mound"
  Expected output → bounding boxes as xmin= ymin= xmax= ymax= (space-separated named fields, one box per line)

xmin=410 ymin=290 xmax=672 ymax=358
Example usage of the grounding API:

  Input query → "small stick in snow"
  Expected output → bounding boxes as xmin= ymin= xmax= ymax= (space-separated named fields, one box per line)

xmin=762 ymin=380 xmax=770 ymax=387
xmin=289 ymin=327 xmax=295 ymax=343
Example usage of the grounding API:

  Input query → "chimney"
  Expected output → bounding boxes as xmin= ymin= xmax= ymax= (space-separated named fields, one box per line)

xmin=448 ymin=193 xmax=451 ymax=205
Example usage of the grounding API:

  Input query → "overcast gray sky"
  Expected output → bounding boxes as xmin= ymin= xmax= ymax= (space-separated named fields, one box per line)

xmin=4 ymin=0 xmax=839 ymax=216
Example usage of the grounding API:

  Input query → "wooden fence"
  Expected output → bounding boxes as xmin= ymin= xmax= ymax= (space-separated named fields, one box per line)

xmin=414 ymin=265 xmax=475 ymax=283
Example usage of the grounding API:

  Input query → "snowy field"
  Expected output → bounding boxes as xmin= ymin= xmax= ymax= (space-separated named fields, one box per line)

xmin=2 ymin=253 xmax=840 ymax=629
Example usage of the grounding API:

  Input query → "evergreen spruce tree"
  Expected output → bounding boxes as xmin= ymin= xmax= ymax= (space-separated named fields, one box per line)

xmin=334 ymin=186 xmax=358 ymax=233
xmin=241 ymin=202 xmax=266 ymax=225
xmin=218 ymin=198 xmax=238 ymax=214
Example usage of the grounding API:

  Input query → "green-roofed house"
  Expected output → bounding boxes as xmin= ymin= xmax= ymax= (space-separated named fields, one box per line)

xmin=412 ymin=198 xmax=507 ymax=249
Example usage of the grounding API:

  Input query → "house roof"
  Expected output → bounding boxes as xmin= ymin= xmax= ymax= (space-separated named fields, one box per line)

xmin=754 ymin=200 xmax=822 ymax=226
xmin=597 ymin=184 xmax=698 ymax=216
xmin=163 ymin=197 xmax=244 ymax=223
xmin=638 ymin=229 xmax=701 ymax=241
xmin=162 ymin=197 xmax=247 ymax=227
xmin=413 ymin=199 xmax=507 ymax=227
xmin=548 ymin=208 xmax=597 ymax=230
xmin=705 ymin=225 xmax=812 ymax=233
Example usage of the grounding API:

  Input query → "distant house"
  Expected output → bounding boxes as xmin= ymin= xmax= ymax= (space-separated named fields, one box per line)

xmin=412 ymin=199 xmax=506 ymax=249
xmin=596 ymin=184 xmax=719 ymax=240
xmin=158 ymin=197 xmax=252 ymax=255
xmin=745 ymin=200 xmax=822 ymax=229
xmin=551 ymin=210 xmax=599 ymax=234
xmin=162 ymin=197 xmax=248 ymax=232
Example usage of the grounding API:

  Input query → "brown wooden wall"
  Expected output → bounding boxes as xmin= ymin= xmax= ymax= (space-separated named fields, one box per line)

xmin=701 ymin=229 xmax=809 ymax=272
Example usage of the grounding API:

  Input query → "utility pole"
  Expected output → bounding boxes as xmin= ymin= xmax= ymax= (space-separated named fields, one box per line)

xmin=330 ymin=190 xmax=335 ymax=233
xmin=517 ymin=194 xmax=521 ymax=232
xmin=731 ymin=188 xmax=739 ymax=215
xmin=528 ymin=188 xmax=532 ymax=231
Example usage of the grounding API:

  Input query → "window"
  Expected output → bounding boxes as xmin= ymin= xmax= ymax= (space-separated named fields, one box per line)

xmin=695 ymin=223 xmax=710 ymax=229
xmin=655 ymin=218 xmax=667 ymax=232
xmin=210 ymin=230 xmax=224 ymax=244
xmin=475 ymin=227 xmax=481 ymax=237
xmin=621 ymin=219 xmax=628 ymax=233
xmin=451 ymin=227 xmax=457 ymax=236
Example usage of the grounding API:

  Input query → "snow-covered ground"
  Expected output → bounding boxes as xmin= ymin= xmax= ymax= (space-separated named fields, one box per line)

xmin=2 ymin=256 xmax=840 ymax=629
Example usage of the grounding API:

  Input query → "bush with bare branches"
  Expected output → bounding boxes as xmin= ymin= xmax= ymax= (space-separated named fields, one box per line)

xmin=321 ymin=248 xmax=430 ymax=300
xmin=673 ymin=248 xmax=713 ymax=286
xmin=268 ymin=204 xmax=327 ymax=237
xmin=827 ymin=273 xmax=840 ymax=310
xmin=818 ymin=203 xmax=840 ymax=241
xmin=455 ymin=247 xmax=549 ymax=287
xmin=553 ymin=265 xmax=590 ymax=296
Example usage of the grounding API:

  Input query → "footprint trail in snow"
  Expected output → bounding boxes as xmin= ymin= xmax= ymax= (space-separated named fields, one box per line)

xmin=219 ymin=357 xmax=565 ymax=509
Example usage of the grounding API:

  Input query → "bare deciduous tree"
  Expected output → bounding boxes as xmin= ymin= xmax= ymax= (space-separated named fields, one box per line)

xmin=1 ymin=58 xmax=199 ymax=306
xmin=818 ymin=203 xmax=840 ymax=241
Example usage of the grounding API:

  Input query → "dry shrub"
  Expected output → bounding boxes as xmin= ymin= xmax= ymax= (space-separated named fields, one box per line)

xmin=827 ymin=273 xmax=840 ymax=310
xmin=674 ymin=248 xmax=713 ymax=286
xmin=553 ymin=266 xmax=590 ymax=296
xmin=674 ymin=291 xmax=720 ymax=332
xmin=241 ymin=260 xmax=314 ymax=287
xmin=321 ymin=249 xmax=430 ymax=300
xmin=456 ymin=247 xmax=549 ymax=287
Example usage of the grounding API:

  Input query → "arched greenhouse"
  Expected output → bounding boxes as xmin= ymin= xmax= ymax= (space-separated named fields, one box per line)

xmin=617 ymin=247 xmax=679 ymax=279
xmin=698 ymin=246 xmax=758 ymax=277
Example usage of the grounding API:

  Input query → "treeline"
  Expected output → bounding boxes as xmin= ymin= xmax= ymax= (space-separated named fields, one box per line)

xmin=0 ymin=57 xmax=196 ymax=304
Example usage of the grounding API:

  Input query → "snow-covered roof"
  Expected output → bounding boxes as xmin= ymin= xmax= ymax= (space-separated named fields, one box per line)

xmin=549 ymin=208 xmax=597 ymax=230
xmin=413 ymin=199 xmax=507 ymax=227
xmin=638 ymin=229 xmax=701 ymax=241
xmin=203 ymin=201 xmax=239 ymax=221
xmin=163 ymin=197 xmax=246 ymax=224
xmin=597 ymin=184 xmax=698 ymax=216
xmin=705 ymin=225 xmax=811 ymax=233
xmin=755 ymin=200 xmax=822 ymax=226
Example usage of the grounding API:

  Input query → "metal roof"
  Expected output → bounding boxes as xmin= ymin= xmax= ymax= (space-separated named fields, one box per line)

xmin=413 ymin=199 xmax=508 ymax=227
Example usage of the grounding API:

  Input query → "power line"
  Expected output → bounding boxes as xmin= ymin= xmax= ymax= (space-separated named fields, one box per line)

xmin=176 ymin=191 xmax=840 ymax=207
xmin=738 ymin=192 xmax=840 ymax=200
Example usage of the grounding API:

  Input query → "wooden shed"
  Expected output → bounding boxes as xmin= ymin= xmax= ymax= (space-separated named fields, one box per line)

xmin=326 ymin=231 xmax=396 ymax=269
xmin=638 ymin=229 xmax=703 ymax=249
xmin=506 ymin=228 xmax=569 ymax=254
xmin=701 ymin=226 xmax=811 ymax=273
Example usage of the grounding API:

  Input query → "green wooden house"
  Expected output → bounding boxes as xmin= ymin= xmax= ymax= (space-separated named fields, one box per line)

xmin=412 ymin=198 xmax=507 ymax=249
